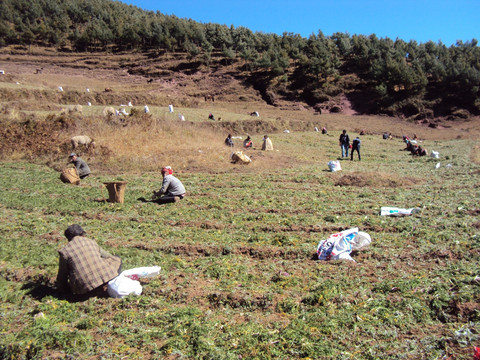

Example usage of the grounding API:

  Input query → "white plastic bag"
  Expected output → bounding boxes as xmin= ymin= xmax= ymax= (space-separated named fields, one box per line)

xmin=380 ymin=207 xmax=421 ymax=216
xmin=430 ymin=150 xmax=439 ymax=159
xmin=107 ymin=266 xmax=161 ymax=298
xmin=328 ymin=160 xmax=342 ymax=172
xmin=317 ymin=227 xmax=371 ymax=262
xmin=107 ymin=274 xmax=142 ymax=298
xmin=122 ymin=266 xmax=161 ymax=281
xmin=353 ymin=231 xmax=372 ymax=250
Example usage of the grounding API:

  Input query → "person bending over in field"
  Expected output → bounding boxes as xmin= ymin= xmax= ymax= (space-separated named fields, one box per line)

xmin=69 ymin=153 xmax=91 ymax=179
xmin=140 ymin=166 xmax=186 ymax=204
xmin=351 ymin=136 xmax=361 ymax=161
xmin=56 ymin=224 xmax=122 ymax=299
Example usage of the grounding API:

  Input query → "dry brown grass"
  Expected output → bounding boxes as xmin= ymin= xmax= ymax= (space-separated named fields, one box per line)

xmin=97 ymin=118 xmax=231 ymax=172
xmin=1 ymin=46 xmax=480 ymax=175
xmin=471 ymin=145 xmax=480 ymax=165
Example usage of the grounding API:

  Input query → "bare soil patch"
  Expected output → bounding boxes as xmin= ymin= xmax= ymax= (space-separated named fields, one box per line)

xmin=334 ymin=172 xmax=421 ymax=187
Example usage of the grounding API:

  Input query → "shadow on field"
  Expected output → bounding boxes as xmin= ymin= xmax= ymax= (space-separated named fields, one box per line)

xmin=22 ymin=281 xmax=63 ymax=301
xmin=22 ymin=281 xmax=107 ymax=303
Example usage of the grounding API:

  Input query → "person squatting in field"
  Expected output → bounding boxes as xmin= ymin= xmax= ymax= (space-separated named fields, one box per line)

xmin=261 ymin=135 xmax=273 ymax=151
xmin=139 ymin=166 xmax=186 ymax=204
xmin=243 ymin=136 xmax=253 ymax=148
xmin=56 ymin=224 xmax=122 ymax=298
xmin=69 ymin=153 xmax=91 ymax=179
xmin=225 ymin=134 xmax=234 ymax=147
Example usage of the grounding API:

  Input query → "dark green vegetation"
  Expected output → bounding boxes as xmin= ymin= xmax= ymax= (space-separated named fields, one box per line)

xmin=1 ymin=133 xmax=479 ymax=359
xmin=1 ymin=0 xmax=480 ymax=118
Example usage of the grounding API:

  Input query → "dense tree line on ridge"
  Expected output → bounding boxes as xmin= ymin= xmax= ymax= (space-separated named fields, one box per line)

xmin=1 ymin=0 xmax=479 ymax=118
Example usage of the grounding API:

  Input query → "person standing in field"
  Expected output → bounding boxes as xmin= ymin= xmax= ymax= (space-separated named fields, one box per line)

xmin=339 ymin=130 xmax=350 ymax=158
xmin=69 ymin=153 xmax=91 ymax=179
xmin=56 ymin=224 xmax=122 ymax=298
xmin=351 ymin=136 xmax=361 ymax=161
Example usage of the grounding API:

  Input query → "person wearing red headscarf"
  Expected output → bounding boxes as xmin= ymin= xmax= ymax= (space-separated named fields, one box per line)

xmin=144 ymin=166 xmax=186 ymax=204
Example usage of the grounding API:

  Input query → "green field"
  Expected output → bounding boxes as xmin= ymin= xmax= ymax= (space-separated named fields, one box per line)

xmin=1 ymin=131 xmax=479 ymax=359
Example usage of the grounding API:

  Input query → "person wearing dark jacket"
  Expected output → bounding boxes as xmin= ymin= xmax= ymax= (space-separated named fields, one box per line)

xmin=225 ymin=134 xmax=234 ymax=147
xmin=69 ymin=153 xmax=91 ymax=179
xmin=351 ymin=137 xmax=361 ymax=161
xmin=339 ymin=130 xmax=350 ymax=158
xmin=56 ymin=224 xmax=122 ymax=297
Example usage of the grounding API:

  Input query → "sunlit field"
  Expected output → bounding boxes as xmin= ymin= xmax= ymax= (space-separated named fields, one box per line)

xmin=0 ymin=50 xmax=479 ymax=359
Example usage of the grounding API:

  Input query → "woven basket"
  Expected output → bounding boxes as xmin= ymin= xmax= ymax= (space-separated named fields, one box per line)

xmin=60 ymin=167 xmax=80 ymax=185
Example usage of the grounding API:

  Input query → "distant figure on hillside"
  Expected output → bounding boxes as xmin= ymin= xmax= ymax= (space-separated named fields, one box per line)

xmin=140 ymin=167 xmax=186 ymax=205
xmin=322 ymin=127 xmax=327 ymax=134
xmin=360 ymin=129 xmax=366 ymax=135
xmin=243 ymin=136 xmax=253 ymax=149
xmin=412 ymin=145 xmax=427 ymax=156
xmin=383 ymin=132 xmax=392 ymax=140
xmin=405 ymin=139 xmax=414 ymax=152
xmin=69 ymin=153 xmax=91 ymax=179
xmin=225 ymin=134 xmax=234 ymax=147
xmin=339 ymin=130 xmax=350 ymax=158
xmin=351 ymin=136 xmax=361 ymax=161
xmin=56 ymin=224 xmax=122 ymax=298
xmin=250 ymin=111 xmax=259 ymax=117
xmin=144 ymin=105 xmax=149 ymax=114
xmin=208 ymin=113 xmax=215 ymax=120
xmin=262 ymin=135 xmax=273 ymax=151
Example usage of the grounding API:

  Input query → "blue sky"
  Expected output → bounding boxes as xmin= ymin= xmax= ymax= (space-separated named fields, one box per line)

xmin=120 ymin=0 xmax=479 ymax=46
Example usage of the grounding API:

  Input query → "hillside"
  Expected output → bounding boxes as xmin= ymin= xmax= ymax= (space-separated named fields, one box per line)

xmin=1 ymin=46 xmax=480 ymax=177
xmin=0 ymin=37 xmax=480 ymax=360
xmin=1 ymin=0 xmax=479 ymax=119
xmin=1 ymin=45 xmax=480 ymax=124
